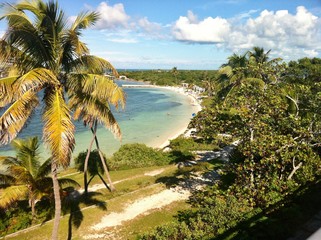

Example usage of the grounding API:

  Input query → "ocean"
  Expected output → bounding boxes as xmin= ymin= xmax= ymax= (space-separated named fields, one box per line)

xmin=0 ymin=80 xmax=199 ymax=161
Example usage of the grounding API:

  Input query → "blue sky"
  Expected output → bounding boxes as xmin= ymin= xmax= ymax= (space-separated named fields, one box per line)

xmin=1 ymin=0 xmax=321 ymax=69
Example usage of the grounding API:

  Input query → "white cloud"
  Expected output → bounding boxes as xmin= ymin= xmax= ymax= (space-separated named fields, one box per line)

xmin=138 ymin=17 xmax=162 ymax=33
xmin=108 ymin=38 xmax=138 ymax=43
xmin=94 ymin=2 xmax=130 ymax=29
xmin=173 ymin=6 xmax=321 ymax=59
xmin=172 ymin=11 xmax=230 ymax=43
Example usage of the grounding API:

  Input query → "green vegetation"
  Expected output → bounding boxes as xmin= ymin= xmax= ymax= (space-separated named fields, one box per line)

xmin=0 ymin=0 xmax=124 ymax=239
xmin=108 ymin=143 xmax=171 ymax=170
xmin=142 ymin=50 xmax=321 ymax=239
xmin=0 ymin=2 xmax=320 ymax=237
xmin=123 ymin=69 xmax=218 ymax=88
xmin=0 ymin=137 xmax=78 ymax=236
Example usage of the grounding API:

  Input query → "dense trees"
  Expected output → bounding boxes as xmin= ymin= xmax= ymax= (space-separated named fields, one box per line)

xmin=143 ymin=51 xmax=321 ymax=239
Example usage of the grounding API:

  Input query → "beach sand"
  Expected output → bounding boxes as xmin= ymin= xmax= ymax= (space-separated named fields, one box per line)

xmin=148 ymin=86 xmax=202 ymax=149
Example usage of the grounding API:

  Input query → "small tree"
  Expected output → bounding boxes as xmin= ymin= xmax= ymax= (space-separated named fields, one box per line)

xmin=0 ymin=137 xmax=78 ymax=219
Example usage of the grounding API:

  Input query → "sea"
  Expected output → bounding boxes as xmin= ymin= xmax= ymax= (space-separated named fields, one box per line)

xmin=0 ymin=80 xmax=199 ymax=162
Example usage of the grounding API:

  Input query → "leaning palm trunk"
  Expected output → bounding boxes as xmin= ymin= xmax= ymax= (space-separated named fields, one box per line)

xmin=91 ymin=120 xmax=116 ymax=192
xmin=83 ymin=127 xmax=97 ymax=195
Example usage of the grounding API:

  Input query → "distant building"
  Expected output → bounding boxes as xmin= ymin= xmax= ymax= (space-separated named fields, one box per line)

xmin=119 ymin=75 xmax=127 ymax=80
xmin=193 ymin=85 xmax=205 ymax=94
xmin=182 ymin=83 xmax=189 ymax=88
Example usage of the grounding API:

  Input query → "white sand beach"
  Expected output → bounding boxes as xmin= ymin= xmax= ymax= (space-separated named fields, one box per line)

xmin=149 ymin=85 xmax=203 ymax=149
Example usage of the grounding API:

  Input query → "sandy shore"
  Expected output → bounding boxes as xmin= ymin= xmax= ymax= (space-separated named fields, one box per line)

xmin=149 ymin=86 xmax=203 ymax=149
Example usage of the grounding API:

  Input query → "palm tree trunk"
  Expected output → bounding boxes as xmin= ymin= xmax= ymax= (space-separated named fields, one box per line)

xmin=91 ymin=120 xmax=116 ymax=192
xmin=51 ymin=161 xmax=61 ymax=240
xmin=28 ymin=188 xmax=36 ymax=220
xmin=84 ymin=127 xmax=97 ymax=195
xmin=31 ymin=198 xmax=35 ymax=220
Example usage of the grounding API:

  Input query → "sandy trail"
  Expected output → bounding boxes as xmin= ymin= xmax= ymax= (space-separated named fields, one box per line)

xmin=91 ymin=186 xmax=190 ymax=231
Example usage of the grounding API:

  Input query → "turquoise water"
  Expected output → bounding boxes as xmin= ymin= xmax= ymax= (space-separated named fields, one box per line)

xmin=0 ymin=81 xmax=198 ymax=161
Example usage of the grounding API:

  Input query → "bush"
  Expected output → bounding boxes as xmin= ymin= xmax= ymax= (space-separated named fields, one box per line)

xmin=108 ymin=143 xmax=171 ymax=170
xmin=140 ymin=189 xmax=253 ymax=240
xmin=169 ymin=136 xmax=216 ymax=152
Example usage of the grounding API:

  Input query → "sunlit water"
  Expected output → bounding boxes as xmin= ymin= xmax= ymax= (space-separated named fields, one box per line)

xmin=0 ymin=81 xmax=198 ymax=165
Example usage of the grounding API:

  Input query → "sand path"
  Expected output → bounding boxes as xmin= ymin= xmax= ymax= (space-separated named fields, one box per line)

xmin=83 ymin=168 xmax=192 ymax=239
xmin=91 ymin=186 xmax=190 ymax=231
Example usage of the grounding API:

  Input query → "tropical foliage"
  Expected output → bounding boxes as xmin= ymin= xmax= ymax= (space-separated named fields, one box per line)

xmin=108 ymin=143 xmax=171 ymax=170
xmin=123 ymin=69 xmax=218 ymax=88
xmin=0 ymin=0 xmax=124 ymax=239
xmin=142 ymin=50 xmax=321 ymax=239
xmin=0 ymin=137 xmax=78 ymax=231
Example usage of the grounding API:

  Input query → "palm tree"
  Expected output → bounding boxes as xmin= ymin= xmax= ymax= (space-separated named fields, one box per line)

xmin=248 ymin=46 xmax=271 ymax=64
xmin=222 ymin=52 xmax=248 ymax=69
xmin=68 ymin=75 xmax=125 ymax=194
xmin=0 ymin=1 xmax=124 ymax=239
xmin=171 ymin=66 xmax=179 ymax=84
xmin=217 ymin=50 xmax=270 ymax=103
xmin=0 ymin=137 xmax=78 ymax=219
xmin=248 ymin=47 xmax=285 ymax=83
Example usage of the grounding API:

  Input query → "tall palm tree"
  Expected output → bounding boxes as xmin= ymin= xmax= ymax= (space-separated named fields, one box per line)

xmin=222 ymin=52 xmax=248 ymax=69
xmin=217 ymin=50 xmax=270 ymax=103
xmin=248 ymin=46 xmax=271 ymax=64
xmin=0 ymin=137 xmax=78 ymax=219
xmin=0 ymin=1 xmax=124 ymax=239
xmin=171 ymin=66 xmax=179 ymax=84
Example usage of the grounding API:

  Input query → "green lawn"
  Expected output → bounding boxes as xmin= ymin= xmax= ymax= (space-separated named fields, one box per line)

xmin=3 ymin=164 xmax=190 ymax=240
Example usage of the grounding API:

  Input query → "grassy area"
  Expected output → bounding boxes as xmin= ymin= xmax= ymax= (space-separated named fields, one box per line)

xmin=3 ymin=164 xmax=190 ymax=240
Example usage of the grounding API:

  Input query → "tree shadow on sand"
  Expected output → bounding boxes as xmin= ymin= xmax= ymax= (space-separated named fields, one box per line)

xmin=156 ymin=162 xmax=220 ymax=193
xmin=62 ymin=187 xmax=107 ymax=240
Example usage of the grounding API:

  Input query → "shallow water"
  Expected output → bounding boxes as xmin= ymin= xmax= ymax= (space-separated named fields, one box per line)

xmin=0 ymin=81 xmax=198 ymax=162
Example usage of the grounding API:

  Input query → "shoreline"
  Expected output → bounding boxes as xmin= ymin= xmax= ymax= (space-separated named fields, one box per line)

xmin=145 ymin=85 xmax=203 ymax=149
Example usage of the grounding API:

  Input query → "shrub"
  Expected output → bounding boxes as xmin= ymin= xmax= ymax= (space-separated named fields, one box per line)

xmin=74 ymin=149 xmax=106 ymax=175
xmin=169 ymin=136 xmax=197 ymax=152
xmin=108 ymin=143 xmax=171 ymax=170
xmin=169 ymin=136 xmax=216 ymax=152
xmin=140 ymin=189 xmax=253 ymax=240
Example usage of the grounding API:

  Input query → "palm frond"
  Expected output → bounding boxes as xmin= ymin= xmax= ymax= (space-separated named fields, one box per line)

xmin=0 ymin=90 xmax=39 ymax=145
xmin=60 ymin=30 xmax=89 ymax=70
xmin=71 ymin=11 xmax=99 ymax=31
xmin=11 ymin=137 xmax=41 ymax=176
xmin=70 ymin=55 xmax=119 ymax=77
xmin=218 ymin=66 xmax=233 ymax=78
xmin=69 ymin=92 xmax=122 ymax=139
xmin=0 ymin=173 xmax=15 ymax=187
xmin=109 ymin=84 xmax=126 ymax=109
xmin=15 ymin=0 xmax=45 ymax=19
xmin=16 ymin=68 xmax=59 ymax=94
xmin=43 ymin=87 xmax=75 ymax=168
xmin=58 ymin=178 xmax=80 ymax=188
xmin=0 ymin=2 xmax=33 ymax=28
xmin=0 ymin=156 xmax=20 ymax=167
xmin=0 ymin=185 xmax=28 ymax=208
xmin=0 ymin=75 xmax=19 ymax=107
xmin=7 ymin=165 xmax=33 ymax=184
xmin=36 ymin=158 xmax=52 ymax=179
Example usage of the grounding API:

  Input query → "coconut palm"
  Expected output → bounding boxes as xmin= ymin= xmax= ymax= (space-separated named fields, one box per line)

xmin=0 ymin=1 xmax=124 ymax=239
xmin=0 ymin=137 xmax=78 ymax=219
xmin=68 ymin=75 xmax=125 ymax=194
xmin=248 ymin=46 xmax=271 ymax=64
xmin=222 ymin=52 xmax=248 ymax=69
